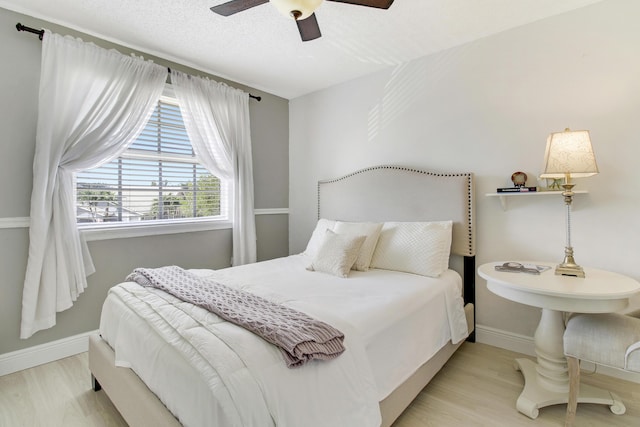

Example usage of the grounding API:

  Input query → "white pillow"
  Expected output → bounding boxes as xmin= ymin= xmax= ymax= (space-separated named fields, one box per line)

xmin=370 ymin=221 xmax=453 ymax=277
xmin=303 ymin=219 xmax=337 ymax=258
xmin=306 ymin=230 xmax=366 ymax=278
xmin=333 ymin=221 xmax=383 ymax=271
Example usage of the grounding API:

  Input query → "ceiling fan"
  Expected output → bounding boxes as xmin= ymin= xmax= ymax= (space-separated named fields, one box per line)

xmin=211 ymin=0 xmax=394 ymax=42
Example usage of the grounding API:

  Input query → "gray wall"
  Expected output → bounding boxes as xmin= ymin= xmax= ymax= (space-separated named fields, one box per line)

xmin=289 ymin=0 xmax=640 ymax=340
xmin=0 ymin=7 xmax=289 ymax=354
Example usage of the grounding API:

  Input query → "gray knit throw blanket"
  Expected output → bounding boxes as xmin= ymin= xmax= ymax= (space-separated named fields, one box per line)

xmin=126 ymin=266 xmax=345 ymax=368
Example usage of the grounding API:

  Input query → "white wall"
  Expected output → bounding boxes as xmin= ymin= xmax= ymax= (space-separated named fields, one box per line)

xmin=289 ymin=0 xmax=640 ymax=339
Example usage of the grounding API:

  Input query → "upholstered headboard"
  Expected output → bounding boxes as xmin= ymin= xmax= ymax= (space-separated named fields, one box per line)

xmin=318 ymin=165 xmax=475 ymax=257
xmin=317 ymin=165 xmax=476 ymax=340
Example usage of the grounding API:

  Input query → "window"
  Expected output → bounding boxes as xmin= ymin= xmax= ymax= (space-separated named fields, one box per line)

xmin=76 ymin=91 xmax=227 ymax=228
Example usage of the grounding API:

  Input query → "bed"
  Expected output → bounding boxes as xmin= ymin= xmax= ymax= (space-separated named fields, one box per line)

xmin=88 ymin=165 xmax=476 ymax=427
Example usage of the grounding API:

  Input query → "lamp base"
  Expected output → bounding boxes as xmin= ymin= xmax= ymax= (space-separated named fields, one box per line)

xmin=555 ymin=264 xmax=585 ymax=278
xmin=554 ymin=246 xmax=585 ymax=278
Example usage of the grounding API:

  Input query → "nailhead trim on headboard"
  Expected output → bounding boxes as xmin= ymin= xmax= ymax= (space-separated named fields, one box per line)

xmin=317 ymin=165 xmax=475 ymax=257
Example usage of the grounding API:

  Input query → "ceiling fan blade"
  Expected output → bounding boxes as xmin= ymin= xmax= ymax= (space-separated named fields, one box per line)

xmin=296 ymin=13 xmax=322 ymax=42
xmin=210 ymin=0 xmax=269 ymax=16
xmin=326 ymin=0 xmax=394 ymax=9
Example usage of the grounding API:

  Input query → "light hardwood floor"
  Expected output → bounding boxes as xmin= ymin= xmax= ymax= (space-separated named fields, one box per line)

xmin=0 ymin=342 xmax=638 ymax=426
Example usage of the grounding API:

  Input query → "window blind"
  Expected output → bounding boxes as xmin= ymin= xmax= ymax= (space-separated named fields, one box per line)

xmin=76 ymin=97 xmax=222 ymax=224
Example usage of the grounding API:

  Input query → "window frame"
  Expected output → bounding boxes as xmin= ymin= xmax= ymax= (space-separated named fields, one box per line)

xmin=76 ymin=86 xmax=232 ymax=242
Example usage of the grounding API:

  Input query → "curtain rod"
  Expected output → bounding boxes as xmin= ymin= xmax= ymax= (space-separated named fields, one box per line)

xmin=165 ymin=67 xmax=261 ymax=101
xmin=16 ymin=23 xmax=262 ymax=102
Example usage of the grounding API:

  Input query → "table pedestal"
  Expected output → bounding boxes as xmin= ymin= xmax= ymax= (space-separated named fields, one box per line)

xmin=514 ymin=308 xmax=626 ymax=419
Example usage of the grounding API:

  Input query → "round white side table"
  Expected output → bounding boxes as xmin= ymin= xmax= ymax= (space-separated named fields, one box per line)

xmin=479 ymin=261 xmax=640 ymax=419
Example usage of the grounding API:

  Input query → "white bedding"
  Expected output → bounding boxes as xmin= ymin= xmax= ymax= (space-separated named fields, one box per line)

xmin=99 ymin=254 xmax=468 ymax=427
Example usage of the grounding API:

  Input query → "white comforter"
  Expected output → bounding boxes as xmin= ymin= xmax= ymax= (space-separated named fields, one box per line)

xmin=99 ymin=255 xmax=468 ymax=427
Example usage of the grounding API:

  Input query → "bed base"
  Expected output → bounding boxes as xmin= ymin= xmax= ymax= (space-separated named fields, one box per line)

xmin=89 ymin=303 xmax=474 ymax=427
xmin=379 ymin=302 xmax=474 ymax=426
xmin=89 ymin=333 xmax=182 ymax=427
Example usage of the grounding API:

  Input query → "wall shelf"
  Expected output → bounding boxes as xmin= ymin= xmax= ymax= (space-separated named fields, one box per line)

xmin=486 ymin=190 xmax=588 ymax=210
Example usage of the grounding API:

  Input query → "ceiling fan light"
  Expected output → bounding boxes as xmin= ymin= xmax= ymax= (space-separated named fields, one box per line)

xmin=270 ymin=0 xmax=323 ymax=20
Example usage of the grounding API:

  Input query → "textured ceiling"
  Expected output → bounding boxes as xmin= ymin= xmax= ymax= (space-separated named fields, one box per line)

xmin=2 ymin=0 xmax=603 ymax=99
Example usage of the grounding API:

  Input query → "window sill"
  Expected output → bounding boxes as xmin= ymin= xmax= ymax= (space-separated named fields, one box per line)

xmin=80 ymin=219 xmax=232 ymax=242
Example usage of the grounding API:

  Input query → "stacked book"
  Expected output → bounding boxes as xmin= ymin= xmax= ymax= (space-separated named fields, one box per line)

xmin=496 ymin=187 xmax=537 ymax=193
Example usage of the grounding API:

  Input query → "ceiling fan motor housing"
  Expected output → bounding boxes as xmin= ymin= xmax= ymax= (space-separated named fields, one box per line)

xmin=270 ymin=0 xmax=323 ymax=20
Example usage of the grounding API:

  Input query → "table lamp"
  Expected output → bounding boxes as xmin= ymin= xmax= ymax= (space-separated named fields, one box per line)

xmin=540 ymin=128 xmax=599 ymax=278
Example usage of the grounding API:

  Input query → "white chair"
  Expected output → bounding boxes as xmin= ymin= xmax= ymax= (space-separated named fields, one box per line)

xmin=563 ymin=310 xmax=640 ymax=427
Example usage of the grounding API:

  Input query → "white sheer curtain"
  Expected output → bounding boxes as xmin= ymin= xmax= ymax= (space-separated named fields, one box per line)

xmin=21 ymin=30 xmax=167 ymax=339
xmin=170 ymin=70 xmax=256 ymax=266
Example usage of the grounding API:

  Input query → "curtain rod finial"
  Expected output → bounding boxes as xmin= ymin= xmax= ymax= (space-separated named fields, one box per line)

xmin=16 ymin=22 xmax=45 ymax=40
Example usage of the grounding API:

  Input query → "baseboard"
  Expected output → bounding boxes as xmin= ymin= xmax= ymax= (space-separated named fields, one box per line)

xmin=476 ymin=324 xmax=640 ymax=384
xmin=476 ymin=324 xmax=536 ymax=357
xmin=0 ymin=330 xmax=97 ymax=376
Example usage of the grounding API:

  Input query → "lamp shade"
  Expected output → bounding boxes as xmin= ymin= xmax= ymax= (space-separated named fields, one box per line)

xmin=540 ymin=128 xmax=599 ymax=179
xmin=270 ymin=0 xmax=323 ymax=20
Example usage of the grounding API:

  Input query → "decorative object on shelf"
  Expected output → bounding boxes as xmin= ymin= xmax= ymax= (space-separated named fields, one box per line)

xmin=497 ymin=186 xmax=537 ymax=193
xmin=511 ymin=171 xmax=528 ymax=188
xmin=537 ymin=177 xmax=563 ymax=191
xmin=540 ymin=128 xmax=599 ymax=278
xmin=547 ymin=178 xmax=563 ymax=191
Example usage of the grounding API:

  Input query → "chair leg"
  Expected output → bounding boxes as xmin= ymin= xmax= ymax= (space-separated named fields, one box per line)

xmin=565 ymin=356 xmax=580 ymax=427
